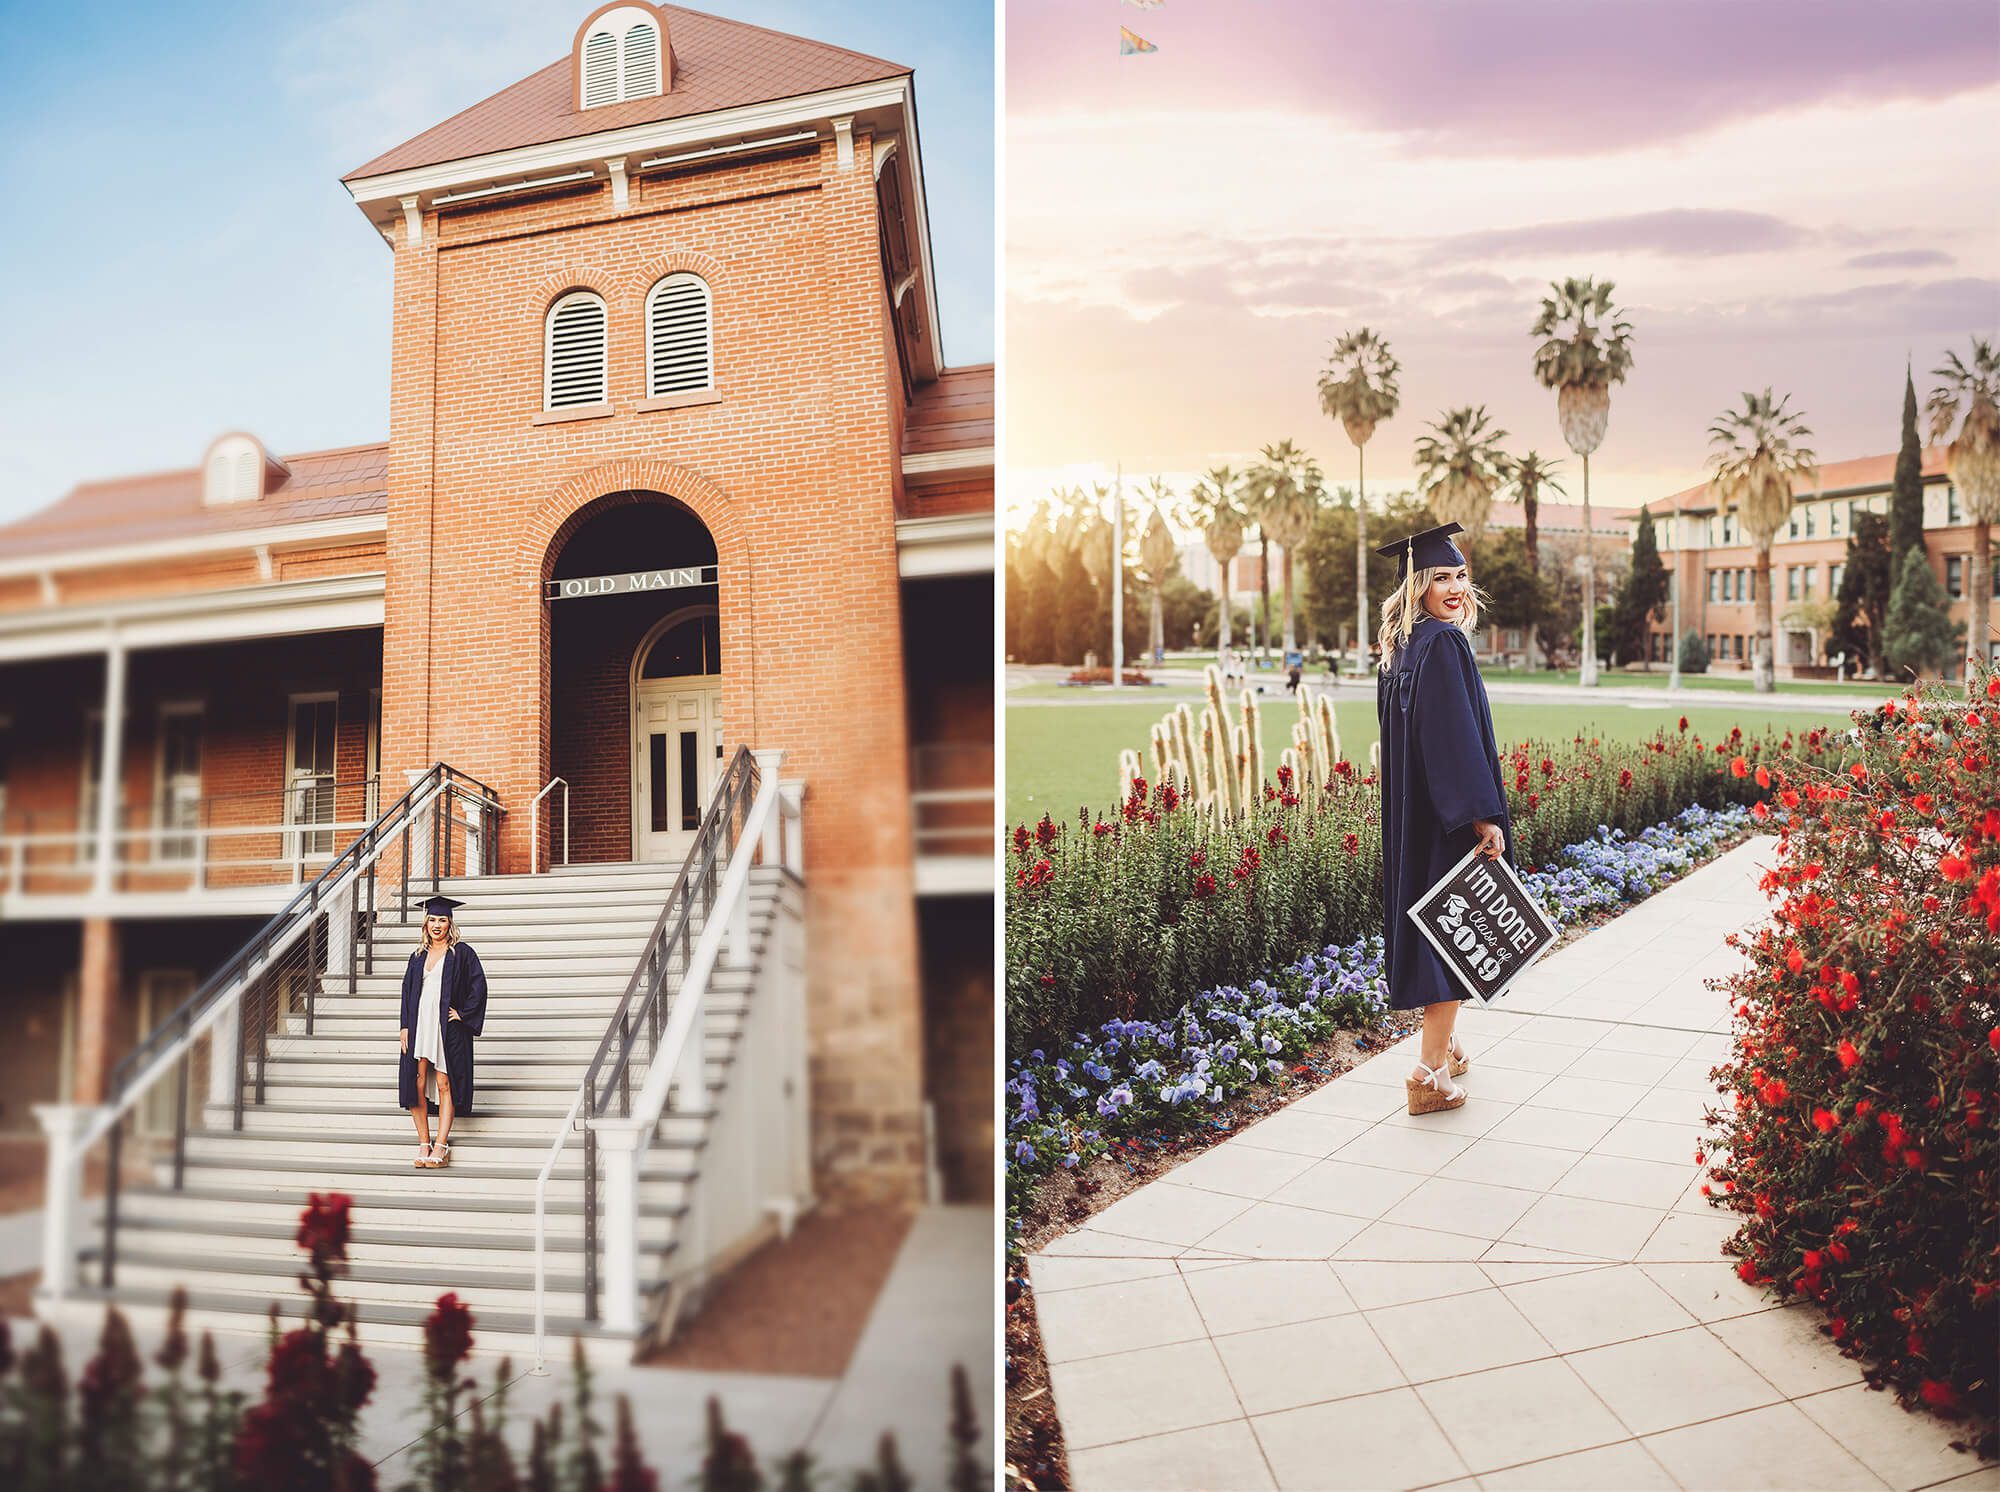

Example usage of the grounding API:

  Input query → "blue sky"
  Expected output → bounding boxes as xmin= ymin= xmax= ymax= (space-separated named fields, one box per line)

xmin=0 ymin=0 xmax=994 ymax=525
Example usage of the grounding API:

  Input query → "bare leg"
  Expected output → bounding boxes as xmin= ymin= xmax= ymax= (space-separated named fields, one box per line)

xmin=434 ymin=1072 xmax=455 ymax=1150
xmin=1414 ymin=1000 xmax=1459 ymax=1076
xmin=409 ymin=1059 xmax=433 ymax=1147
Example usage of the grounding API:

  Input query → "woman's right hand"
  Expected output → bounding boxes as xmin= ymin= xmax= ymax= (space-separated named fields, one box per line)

xmin=400 ymin=1028 xmax=410 ymax=1055
xmin=1472 ymin=820 xmax=1506 ymax=859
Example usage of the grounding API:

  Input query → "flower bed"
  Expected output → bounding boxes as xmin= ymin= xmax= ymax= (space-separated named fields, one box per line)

xmin=1062 ymin=666 xmax=1153 ymax=686
xmin=1703 ymin=676 xmax=1999 ymax=1459
xmin=1006 ymin=799 xmax=1756 ymax=1261
xmin=1007 ymin=720 xmax=1836 ymax=1057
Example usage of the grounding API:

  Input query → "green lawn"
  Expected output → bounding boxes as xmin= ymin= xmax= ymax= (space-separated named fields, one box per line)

xmin=1005 ymin=695 xmax=1860 ymax=828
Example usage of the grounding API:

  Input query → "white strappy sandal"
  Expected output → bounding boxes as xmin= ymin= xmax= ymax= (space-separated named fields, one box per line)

xmin=1406 ymin=1060 xmax=1468 ymax=1115
xmin=1447 ymin=1034 xmax=1471 ymax=1077
xmin=413 ymin=1142 xmax=433 ymax=1168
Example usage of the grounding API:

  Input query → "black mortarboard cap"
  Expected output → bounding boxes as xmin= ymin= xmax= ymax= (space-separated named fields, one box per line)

xmin=1373 ymin=522 xmax=1465 ymax=572
xmin=421 ymin=895 xmax=465 ymax=917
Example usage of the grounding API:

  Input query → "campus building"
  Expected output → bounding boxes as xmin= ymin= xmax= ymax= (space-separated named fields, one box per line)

xmin=1636 ymin=447 xmax=1992 ymax=677
xmin=1 ymin=4 xmax=992 ymax=1349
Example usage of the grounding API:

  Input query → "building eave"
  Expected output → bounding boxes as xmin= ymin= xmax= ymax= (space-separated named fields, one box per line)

xmin=0 ymin=512 xmax=387 ymax=582
xmin=896 ymin=513 xmax=993 ymax=576
xmin=0 ymin=573 xmax=386 ymax=663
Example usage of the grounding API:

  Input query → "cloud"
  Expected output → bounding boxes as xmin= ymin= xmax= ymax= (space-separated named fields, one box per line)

xmin=1008 ymin=0 xmax=2000 ymax=158
xmin=1844 ymin=249 xmax=1957 ymax=270
xmin=1438 ymin=209 xmax=1814 ymax=261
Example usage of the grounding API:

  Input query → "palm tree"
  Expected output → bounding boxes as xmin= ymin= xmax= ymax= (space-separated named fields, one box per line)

xmin=1244 ymin=440 xmax=1325 ymax=654
xmin=1318 ymin=328 xmax=1401 ymax=673
xmin=1413 ymin=407 xmax=1509 ymax=543
xmin=1926 ymin=337 xmax=2000 ymax=680
xmin=1494 ymin=450 xmax=1565 ymax=570
xmin=1138 ymin=476 xmax=1182 ymax=661
xmin=1190 ymin=465 xmax=1246 ymax=658
xmin=1531 ymin=276 xmax=1635 ymax=687
xmin=1708 ymin=389 xmax=1818 ymax=694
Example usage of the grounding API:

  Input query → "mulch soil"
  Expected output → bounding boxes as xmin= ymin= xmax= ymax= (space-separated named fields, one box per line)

xmin=639 ymin=1201 xmax=915 ymax=1379
xmin=1002 ymin=829 xmax=1754 ymax=1491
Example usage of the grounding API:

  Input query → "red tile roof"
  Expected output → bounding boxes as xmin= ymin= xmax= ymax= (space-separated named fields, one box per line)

xmin=0 ymin=444 xmax=388 ymax=563
xmin=345 ymin=6 xmax=909 ymax=182
xmin=904 ymin=364 xmax=994 ymax=458
xmin=1486 ymin=500 xmax=1639 ymax=532
xmin=1657 ymin=446 xmax=1951 ymax=512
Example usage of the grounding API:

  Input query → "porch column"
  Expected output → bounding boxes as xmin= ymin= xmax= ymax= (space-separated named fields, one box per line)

xmin=74 ymin=917 xmax=120 ymax=1105
xmin=93 ymin=630 xmax=127 ymax=896
xmin=587 ymin=1116 xmax=647 ymax=1333
xmin=34 ymin=1103 xmax=103 ymax=1299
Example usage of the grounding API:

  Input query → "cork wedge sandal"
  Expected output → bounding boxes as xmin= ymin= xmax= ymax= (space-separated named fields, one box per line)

xmin=1447 ymin=1034 xmax=1471 ymax=1078
xmin=1406 ymin=1060 xmax=1468 ymax=1116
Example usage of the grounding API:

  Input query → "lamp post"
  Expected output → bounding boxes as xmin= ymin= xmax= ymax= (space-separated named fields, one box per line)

xmin=1111 ymin=464 xmax=1124 ymax=692
xmin=1668 ymin=510 xmax=1683 ymax=689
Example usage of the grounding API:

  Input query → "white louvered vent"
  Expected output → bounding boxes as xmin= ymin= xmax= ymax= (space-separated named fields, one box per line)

xmin=646 ymin=274 xmax=713 ymax=397
xmin=581 ymin=30 xmax=619 ymax=109
xmin=622 ymin=22 xmax=660 ymax=100
xmin=545 ymin=292 xmax=609 ymax=409
xmin=579 ymin=8 xmax=664 ymax=109
xmin=202 ymin=433 xmax=268 ymax=505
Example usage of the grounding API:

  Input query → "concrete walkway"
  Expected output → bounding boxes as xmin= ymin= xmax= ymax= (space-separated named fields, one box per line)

xmin=9 ymin=1203 xmax=993 ymax=1486
xmin=1029 ymin=840 xmax=1997 ymax=1491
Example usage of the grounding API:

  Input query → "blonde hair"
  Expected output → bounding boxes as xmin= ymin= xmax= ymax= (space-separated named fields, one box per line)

xmin=1378 ymin=564 xmax=1484 ymax=671
xmin=419 ymin=913 xmax=463 ymax=951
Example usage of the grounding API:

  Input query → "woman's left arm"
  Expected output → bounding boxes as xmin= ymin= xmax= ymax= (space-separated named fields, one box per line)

xmin=454 ymin=945 xmax=488 ymax=1037
xmin=1413 ymin=633 xmax=1509 ymax=837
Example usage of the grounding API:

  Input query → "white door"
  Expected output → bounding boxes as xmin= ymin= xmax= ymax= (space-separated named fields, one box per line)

xmin=634 ymin=682 xmax=723 ymax=863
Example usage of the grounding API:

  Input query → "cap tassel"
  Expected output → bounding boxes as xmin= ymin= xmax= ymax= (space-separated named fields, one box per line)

xmin=1397 ymin=539 xmax=1417 ymax=646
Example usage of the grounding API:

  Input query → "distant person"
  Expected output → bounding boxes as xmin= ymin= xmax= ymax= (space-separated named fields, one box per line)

xmin=1286 ymin=661 xmax=1303 ymax=694
xmin=1375 ymin=523 xmax=1510 ymax=1118
xmin=399 ymin=895 xmax=489 ymax=1168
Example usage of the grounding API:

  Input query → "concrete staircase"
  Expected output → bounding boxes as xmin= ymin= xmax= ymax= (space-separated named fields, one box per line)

xmin=67 ymin=859 xmax=798 ymax=1357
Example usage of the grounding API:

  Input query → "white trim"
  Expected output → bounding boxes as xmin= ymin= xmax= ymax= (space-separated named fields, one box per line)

xmin=545 ymin=289 xmax=610 ymax=410
xmin=345 ymin=78 xmax=910 ymax=206
xmin=873 ymin=135 xmax=898 ymax=181
xmin=901 ymin=446 xmax=993 ymax=476
xmin=637 ymin=129 xmax=816 ymax=171
xmin=628 ymin=605 xmax=722 ymax=861
xmin=401 ymin=196 xmax=423 ymax=245
xmin=0 ymin=574 xmax=386 ymax=663
xmin=606 ymin=156 xmax=629 ymax=209
xmin=643 ymin=272 xmax=714 ymax=398
xmin=831 ymin=116 xmax=854 ymax=169
xmin=914 ymin=855 xmax=993 ymax=897
xmin=895 ymin=514 xmax=994 ymax=577
xmin=0 ymin=510 xmax=385 ymax=581
xmin=434 ymin=168 xmax=596 ymax=207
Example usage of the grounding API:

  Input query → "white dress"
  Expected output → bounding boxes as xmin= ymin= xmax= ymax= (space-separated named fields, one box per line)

xmin=413 ymin=954 xmax=448 ymax=1102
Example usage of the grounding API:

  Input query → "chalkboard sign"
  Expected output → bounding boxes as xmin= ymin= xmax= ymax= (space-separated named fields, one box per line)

xmin=1406 ymin=848 xmax=1560 ymax=1004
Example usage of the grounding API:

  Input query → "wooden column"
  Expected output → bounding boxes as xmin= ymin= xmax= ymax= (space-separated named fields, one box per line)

xmin=73 ymin=916 xmax=120 ymax=1104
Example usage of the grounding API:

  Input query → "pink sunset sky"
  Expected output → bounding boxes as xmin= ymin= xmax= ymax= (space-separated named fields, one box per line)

xmin=1004 ymin=0 xmax=2000 ymax=525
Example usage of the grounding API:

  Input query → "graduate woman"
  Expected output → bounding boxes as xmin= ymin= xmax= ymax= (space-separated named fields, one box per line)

xmin=398 ymin=894 xmax=489 ymax=1167
xmin=1375 ymin=523 xmax=1512 ymax=1116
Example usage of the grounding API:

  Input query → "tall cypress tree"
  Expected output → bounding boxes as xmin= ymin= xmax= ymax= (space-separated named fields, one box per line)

xmin=1890 ymin=364 xmax=1926 ymax=563
xmin=1611 ymin=505 xmax=1670 ymax=668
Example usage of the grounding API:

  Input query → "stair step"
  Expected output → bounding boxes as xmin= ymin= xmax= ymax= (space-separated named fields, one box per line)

xmin=178 ymin=1129 xmax=704 ymax=1169
xmin=109 ymin=1184 xmax=682 ymax=1236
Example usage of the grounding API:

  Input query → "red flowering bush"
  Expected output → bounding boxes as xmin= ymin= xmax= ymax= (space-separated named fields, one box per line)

xmin=1704 ymin=672 xmax=1999 ymax=1458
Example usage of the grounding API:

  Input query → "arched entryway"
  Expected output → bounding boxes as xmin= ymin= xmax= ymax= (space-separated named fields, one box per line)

xmin=546 ymin=494 xmax=722 ymax=863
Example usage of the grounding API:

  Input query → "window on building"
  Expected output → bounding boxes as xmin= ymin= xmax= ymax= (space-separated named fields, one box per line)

xmin=1804 ymin=507 xmax=1816 ymax=539
xmin=1947 ymin=486 xmax=1964 ymax=525
xmin=580 ymin=7 xmax=665 ymax=108
xmin=157 ymin=704 xmax=203 ymax=862
xmin=286 ymin=695 xmax=338 ymax=861
xmin=645 ymin=274 xmax=714 ymax=396
xmin=1946 ymin=556 xmax=1964 ymax=599
xmin=1801 ymin=567 xmax=1814 ymax=600
xmin=1830 ymin=562 xmax=1845 ymax=594
xmin=1786 ymin=567 xmax=1799 ymax=601
xmin=1707 ymin=571 xmax=1720 ymax=603
xmin=1744 ymin=569 xmax=1756 ymax=603
xmin=545 ymin=291 xmax=609 ymax=409
xmin=1788 ymin=514 xmax=1800 ymax=540
xmin=1830 ymin=503 xmax=1842 ymax=537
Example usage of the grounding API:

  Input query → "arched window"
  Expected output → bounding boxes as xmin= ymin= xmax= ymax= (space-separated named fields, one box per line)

xmin=641 ymin=612 xmax=721 ymax=678
xmin=645 ymin=274 xmax=713 ymax=397
xmin=545 ymin=291 xmax=608 ymax=409
xmin=202 ymin=433 xmax=280 ymax=506
xmin=579 ymin=7 xmax=664 ymax=109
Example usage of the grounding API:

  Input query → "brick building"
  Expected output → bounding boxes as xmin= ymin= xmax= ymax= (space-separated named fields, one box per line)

xmin=0 ymin=1 xmax=994 ymax=1218
xmin=1636 ymin=447 xmax=1993 ymax=678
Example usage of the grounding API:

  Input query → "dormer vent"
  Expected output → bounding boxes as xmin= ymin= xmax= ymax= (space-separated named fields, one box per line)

xmin=575 ymin=4 xmax=670 ymax=110
xmin=201 ymin=434 xmax=287 ymax=507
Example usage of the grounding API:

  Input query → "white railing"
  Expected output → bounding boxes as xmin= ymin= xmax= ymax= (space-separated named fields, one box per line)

xmin=531 ymin=751 xmax=804 ymax=1366
xmin=37 ymin=765 xmax=500 ymax=1301
xmin=529 ymin=777 xmax=571 ymax=874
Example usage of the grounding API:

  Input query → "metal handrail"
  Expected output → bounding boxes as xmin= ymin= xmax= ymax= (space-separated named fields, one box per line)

xmin=82 ymin=763 xmax=504 ymax=1289
xmin=530 ymin=745 xmax=760 ymax=1355
xmin=530 ymin=777 xmax=570 ymax=874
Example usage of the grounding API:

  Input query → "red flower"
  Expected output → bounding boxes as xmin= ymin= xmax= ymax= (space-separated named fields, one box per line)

xmin=1755 ymin=764 xmax=1771 ymax=789
xmin=1188 ymin=848 xmax=1206 ymax=869
xmin=1920 ymin=1379 xmax=1962 ymax=1411
xmin=296 ymin=1193 xmax=352 ymax=1265
xmin=1731 ymin=755 xmax=1749 ymax=778
xmin=1940 ymin=855 xmax=1972 ymax=882
xmin=1912 ymin=793 xmax=1935 ymax=815
xmin=1848 ymin=761 xmax=1868 ymax=781
xmin=1812 ymin=1108 xmax=1840 ymax=1133
xmin=1011 ymin=825 xmax=1030 ymax=856
xmin=1035 ymin=813 xmax=1058 ymax=846
xmin=1266 ymin=823 xmax=1289 ymax=846
xmin=1752 ymin=801 xmax=1770 ymax=822
xmin=1837 ymin=1039 xmax=1861 ymax=1070
xmin=1678 ymin=716 xmax=1689 ymax=732
xmin=1191 ymin=872 xmax=1218 ymax=900
xmin=1618 ymin=768 xmax=1633 ymax=790
xmin=1780 ymin=788 xmax=1800 ymax=809
xmin=1342 ymin=833 xmax=1360 ymax=856
xmin=423 ymin=1292 xmax=475 ymax=1381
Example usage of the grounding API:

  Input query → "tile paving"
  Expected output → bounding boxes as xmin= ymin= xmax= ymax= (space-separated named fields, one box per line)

xmin=1031 ymin=840 xmax=1997 ymax=1491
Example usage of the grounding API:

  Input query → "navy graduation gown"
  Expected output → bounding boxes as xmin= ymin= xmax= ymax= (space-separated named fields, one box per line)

xmin=396 ymin=942 xmax=488 ymax=1116
xmin=1377 ymin=617 xmax=1514 ymax=1009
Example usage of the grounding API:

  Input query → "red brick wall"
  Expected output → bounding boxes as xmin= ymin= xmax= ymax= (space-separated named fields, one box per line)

xmin=378 ymin=129 xmax=927 ymax=1199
